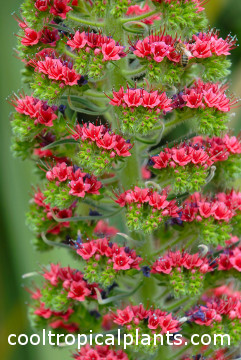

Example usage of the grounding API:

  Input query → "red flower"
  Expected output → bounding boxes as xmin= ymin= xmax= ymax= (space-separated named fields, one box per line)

xmin=69 ymin=178 xmax=91 ymax=197
xmin=133 ymin=38 xmax=151 ymax=58
xmin=123 ymin=88 xmax=143 ymax=107
xmin=101 ymin=40 xmax=123 ymax=61
xmin=159 ymin=313 xmax=180 ymax=333
xmin=151 ymin=41 xmax=169 ymax=62
xmin=21 ymin=28 xmax=41 ymax=46
xmin=182 ymin=90 xmax=204 ymax=108
xmin=35 ymin=0 xmax=50 ymax=11
xmin=40 ymin=28 xmax=60 ymax=47
xmin=230 ymin=252 xmax=241 ymax=272
xmin=113 ymin=306 xmax=134 ymax=325
xmin=62 ymin=66 xmax=81 ymax=85
xmin=142 ymin=90 xmax=160 ymax=108
xmin=152 ymin=152 xmax=171 ymax=168
xmin=76 ymin=242 xmax=96 ymax=260
xmin=50 ymin=0 xmax=72 ymax=19
xmin=191 ymin=38 xmax=212 ymax=58
xmin=172 ymin=148 xmax=193 ymax=166
xmin=198 ymin=201 xmax=217 ymax=218
xmin=113 ymin=251 xmax=131 ymax=270
xmin=35 ymin=105 xmax=58 ymax=127
xmin=67 ymin=31 xmax=87 ymax=50
xmin=67 ymin=281 xmax=91 ymax=301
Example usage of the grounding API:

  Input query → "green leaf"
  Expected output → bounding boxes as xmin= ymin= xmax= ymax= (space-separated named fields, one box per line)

xmin=42 ymin=138 xmax=78 ymax=150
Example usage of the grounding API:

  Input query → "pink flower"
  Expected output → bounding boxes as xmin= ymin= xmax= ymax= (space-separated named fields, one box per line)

xmin=151 ymin=42 xmax=169 ymax=62
xmin=133 ymin=38 xmax=151 ymax=58
xmin=123 ymin=88 xmax=143 ymax=107
xmin=113 ymin=252 xmax=131 ymax=270
xmin=198 ymin=201 xmax=217 ymax=218
xmin=77 ymin=242 xmax=96 ymax=260
xmin=191 ymin=38 xmax=212 ymax=58
xmin=102 ymin=40 xmax=123 ymax=61
xmin=182 ymin=90 xmax=204 ymax=108
xmin=21 ymin=28 xmax=41 ymax=46
xmin=69 ymin=178 xmax=91 ymax=197
xmin=50 ymin=0 xmax=72 ymax=19
xmin=35 ymin=105 xmax=58 ymax=127
xmin=35 ymin=0 xmax=50 ymax=12
xmin=67 ymin=31 xmax=87 ymax=50
xmin=67 ymin=281 xmax=91 ymax=301
xmin=142 ymin=90 xmax=160 ymax=108
xmin=113 ymin=307 xmax=134 ymax=325
xmin=230 ymin=254 xmax=241 ymax=272
xmin=172 ymin=148 xmax=193 ymax=166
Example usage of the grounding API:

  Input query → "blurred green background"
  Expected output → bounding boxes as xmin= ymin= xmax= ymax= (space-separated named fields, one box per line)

xmin=1 ymin=0 xmax=241 ymax=359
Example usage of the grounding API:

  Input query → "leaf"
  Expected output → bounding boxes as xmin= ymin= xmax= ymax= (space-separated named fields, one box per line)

xmin=42 ymin=138 xmax=78 ymax=150
xmin=51 ymin=208 xmax=123 ymax=222
xmin=61 ymin=95 xmax=110 ymax=115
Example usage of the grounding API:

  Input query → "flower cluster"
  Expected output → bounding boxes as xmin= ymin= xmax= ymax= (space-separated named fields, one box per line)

xmin=26 ymin=189 xmax=76 ymax=250
xmin=115 ymin=187 xmax=179 ymax=232
xmin=73 ymin=345 xmax=129 ymax=360
xmin=126 ymin=3 xmax=161 ymax=25
xmin=43 ymin=162 xmax=102 ymax=209
xmin=70 ymin=123 xmax=133 ymax=174
xmin=150 ymin=134 xmax=241 ymax=193
xmin=109 ymin=86 xmax=172 ymax=134
xmin=75 ymin=237 xmax=143 ymax=287
xmin=217 ymin=243 xmax=241 ymax=275
xmin=30 ymin=56 xmax=81 ymax=100
xmin=17 ymin=20 xmax=61 ymax=49
xmin=151 ymin=250 xmax=214 ymax=297
xmin=28 ymin=263 xmax=101 ymax=334
xmin=10 ymin=93 xmax=58 ymax=138
xmin=112 ymin=304 xmax=181 ymax=352
xmin=172 ymin=80 xmax=239 ymax=135
xmin=179 ymin=191 xmax=241 ymax=246
xmin=21 ymin=0 xmax=78 ymax=29
xmin=67 ymin=31 xmax=127 ymax=79
xmin=190 ymin=296 xmax=241 ymax=346
xmin=131 ymin=29 xmax=236 ymax=83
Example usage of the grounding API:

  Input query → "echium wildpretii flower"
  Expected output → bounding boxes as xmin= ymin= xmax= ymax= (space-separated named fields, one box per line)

xmin=43 ymin=162 xmax=102 ymax=209
xmin=108 ymin=85 xmax=172 ymax=134
xmin=70 ymin=122 xmax=133 ymax=174
xmin=67 ymin=31 xmax=127 ymax=79
xmin=112 ymin=304 xmax=181 ymax=353
xmin=131 ymin=29 xmax=237 ymax=84
xmin=189 ymin=295 xmax=241 ymax=346
xmin=179 ymin=191 xmax=241 ymax=246
xmin=171 ymin=80 xmax=239 ymax=135
xmin=29 ymin=55 xmax=83 ymax=100
xmin=28 ymin=263 xmax=102 ymax=334
xmin=151 ymin=250 xmax=214 ymax=298
xmin=149 ymin=134 xmax=241 ymax=193
xmin=11 ymin=0 xmax=241 ymax=358
xmin=74 ymin=237 xmax=143 ymax=287
xmin=114 ymin=187 xmax=179 ymax=233
xmin=20 ymin=0 xmax=78 ymax=29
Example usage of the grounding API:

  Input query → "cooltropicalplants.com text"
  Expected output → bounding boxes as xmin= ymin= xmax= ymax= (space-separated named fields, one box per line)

xmin=8 ymin=329 xmax=230 ymax=349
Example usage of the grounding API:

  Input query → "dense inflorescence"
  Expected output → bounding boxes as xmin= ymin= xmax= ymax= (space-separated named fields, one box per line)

xmin=10 ymin=0 xmax=241 ymax=358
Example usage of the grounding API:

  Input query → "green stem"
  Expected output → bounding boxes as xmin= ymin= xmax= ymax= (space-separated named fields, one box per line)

xmin=68 ymin=13 xmax=105 ymax=27
xmin=120 ymin=10 xmax=159 ymax=24
xmin=122 ymin=64 xmax=147 ymax=77
xmin=165 ymin=296 xmax=189 ymax=311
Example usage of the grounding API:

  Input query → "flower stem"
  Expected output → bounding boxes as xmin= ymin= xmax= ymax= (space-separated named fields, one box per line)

xmin=68 ymin=13 xmax=105 ymax=27
xmin=120 ymin=10 xmax=159 ymax=24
